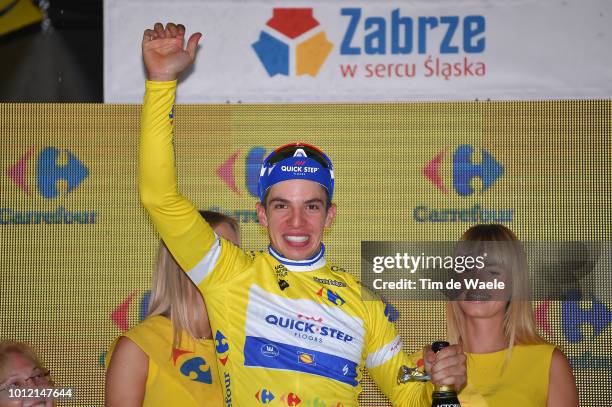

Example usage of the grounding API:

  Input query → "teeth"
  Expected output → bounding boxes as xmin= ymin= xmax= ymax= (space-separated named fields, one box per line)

xmin=286 ymin=235 xmax=308 ymax=243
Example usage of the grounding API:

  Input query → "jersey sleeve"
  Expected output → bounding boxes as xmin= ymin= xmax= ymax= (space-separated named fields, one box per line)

xmin=363 ymin=298 xmax=433 ymax=406
xmin=138 ymin=80 xmax=251 ymax=290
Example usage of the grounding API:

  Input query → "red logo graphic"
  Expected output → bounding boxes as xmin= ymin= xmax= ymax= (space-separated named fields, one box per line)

xmin=297 ymin=313 xmax=324 ymax=323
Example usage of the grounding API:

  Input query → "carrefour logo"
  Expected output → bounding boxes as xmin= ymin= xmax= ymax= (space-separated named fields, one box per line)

xmin=2 ymin=147 xmax=97 ymax=225
xmin=252 ymin=8 xmax=333 ymax=77
xmin=8 ymin=147 xmax=88 ymax=198
xmin=413 ymin=144 xmax=512 ymax=223
xmin=212 ymin=147 xmax=265 ymax=223
xmin=423 ymin=145 xmax=503 ymax=196
xmin=172 ymin=348 xmax=213 ymax=384
xmin=536 ymin=292 xmax=612 ymax=370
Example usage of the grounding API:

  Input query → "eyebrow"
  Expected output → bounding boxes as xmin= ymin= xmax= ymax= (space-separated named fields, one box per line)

xmin=304 ymin=198 xmax=325 ymax=205
xmin=268 ymin=198 xmax=325 ymax=205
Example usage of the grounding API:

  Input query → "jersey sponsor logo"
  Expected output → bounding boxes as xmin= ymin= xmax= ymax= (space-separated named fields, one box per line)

xmin=383 ymin=300 xmax=400 ymax=323
xmin=261 ymin=343 xmax=280 ymax=357
xmin=244 ymin=285 xmax=365 ymax=365
xmin=215 ymin=330 xmax=230 ymax=365
xmin=168 ymin=106 xmax=174 ymax=124
xmin=244 ymin=337 xmax=359 ymax=387
xmin=298 ymin=352 xmax=315 ymax=365
xmin=281 ymin=392 xmax=302 ymax=406
xmin=312 ymin=276 xmax=347 ymax=287
xmin=297 ymin=313 xmax=324 ymax=323
xmin=223 ymin=371 xmax=232 ymax=406
xmin=265 ymin=314 xmax=354 ymax=343
xmin=255 ymin=389 xmax=275 ymax=404
xmin=317 ymin=287 xmax=346 ymax=306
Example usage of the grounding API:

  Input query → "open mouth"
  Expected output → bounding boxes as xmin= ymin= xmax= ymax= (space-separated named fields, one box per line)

xmin=285 ymin=235 xmax=310 ymax=245
xmin=464 ymin=291 xmax=492 ymax=301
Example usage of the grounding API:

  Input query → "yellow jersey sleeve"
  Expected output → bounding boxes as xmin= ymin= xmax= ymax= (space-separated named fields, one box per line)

xmin=138 ymin=80 xmax=251 ymax=289
xmin=364 ymin=298 xmax=432 ymax=406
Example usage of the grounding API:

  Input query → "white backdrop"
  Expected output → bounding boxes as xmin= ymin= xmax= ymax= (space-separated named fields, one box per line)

xmin=104 ymin=0 xmax=612 ymax=103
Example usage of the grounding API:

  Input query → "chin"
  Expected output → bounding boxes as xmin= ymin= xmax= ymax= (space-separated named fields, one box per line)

xmin=459 ymin=300 xmax=506 ymax=318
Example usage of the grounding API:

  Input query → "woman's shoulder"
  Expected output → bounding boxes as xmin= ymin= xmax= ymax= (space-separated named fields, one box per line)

xmin=128 ymin=315 xmax=171 ymax=333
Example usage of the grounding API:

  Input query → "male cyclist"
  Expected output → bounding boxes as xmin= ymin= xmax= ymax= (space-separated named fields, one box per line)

xmin=139 ymin=22 xmax=466 ymax=406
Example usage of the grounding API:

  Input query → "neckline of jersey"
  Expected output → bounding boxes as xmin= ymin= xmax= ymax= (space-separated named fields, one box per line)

xmin=268 ymin=244 xmax=327 ymax=272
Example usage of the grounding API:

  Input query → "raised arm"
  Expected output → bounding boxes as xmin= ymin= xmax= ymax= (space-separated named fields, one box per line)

xmin=139 ymin=23 xmax=249 ymax=288
xmin=139 ymin=22 xmax=212 ymax=273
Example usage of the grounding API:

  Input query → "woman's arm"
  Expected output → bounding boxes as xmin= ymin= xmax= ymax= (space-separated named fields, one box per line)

xmin=105 ymin=337 xmax=148 ymax=406
xmin=547 ymin=348 xmax=579 ymax=407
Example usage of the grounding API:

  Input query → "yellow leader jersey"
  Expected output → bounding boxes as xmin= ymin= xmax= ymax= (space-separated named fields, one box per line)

xmin=106 ymin=316 xmax=223 ymax=406
xmin=409 ymin=344 xmax=555 ymax=407
xmin=139 ymin=80 xmax=431 ymax=407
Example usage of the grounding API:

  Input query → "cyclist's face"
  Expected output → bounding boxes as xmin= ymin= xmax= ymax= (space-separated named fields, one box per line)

xmin=257 ymin=179 xmax=336 ymax=261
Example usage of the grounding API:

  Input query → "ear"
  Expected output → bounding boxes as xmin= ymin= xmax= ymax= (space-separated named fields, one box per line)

xmin=324 ymin=203 xmax=337 ymax=228
xmin=256 ymin=202 xmax=268 ymax=227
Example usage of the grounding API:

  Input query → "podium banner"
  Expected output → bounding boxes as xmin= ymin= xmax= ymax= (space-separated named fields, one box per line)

xmin=104 ymin=0 xmax=612 ymax=102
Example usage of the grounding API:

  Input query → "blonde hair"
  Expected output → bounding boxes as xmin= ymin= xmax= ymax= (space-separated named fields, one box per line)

xmin=146 ymin=211 xmax=238 ymax=349
xmin=447 ymin=224 xmax=546 ymax=355
xmin=0 ymin=341 xmax=49 ymax=384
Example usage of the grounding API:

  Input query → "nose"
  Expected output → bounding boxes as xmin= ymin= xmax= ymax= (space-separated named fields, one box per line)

xmin=289 ymin=207 xmax=306 ymax=228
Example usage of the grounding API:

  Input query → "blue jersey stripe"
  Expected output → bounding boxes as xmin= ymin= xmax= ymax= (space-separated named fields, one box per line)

xmin=243 ymin=336 xmax=358 ymax=387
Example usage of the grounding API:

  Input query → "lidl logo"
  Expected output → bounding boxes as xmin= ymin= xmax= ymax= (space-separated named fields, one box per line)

xmin=252 ymin=8 xmax=333 ymax=77
xmin=423 ymin=145 xmax=503 ymax=196
xmin=255 ymin=389 xmax=275 ymax=404
xmin=8 ymin=147 xmax=89 ymax=198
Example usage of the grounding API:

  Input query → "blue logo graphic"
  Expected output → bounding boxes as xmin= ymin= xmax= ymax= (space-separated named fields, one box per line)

xmin=8 ymin=147 xmax=89 ymax=199
xmin=423 ymin=144 xmax=503 ymax=196
xmin=180 ymin=357 xmax=213 ymax=384
xmin=562 ymin=291 xmax=612 ymax=343
xmin=255 ymin=388 xmax=275 ymax=404
xmin=244 ymin=337 xmax=358 ymax=386
xmin=38 ymin=148 xmax=89 ymax=199
xmin=261 ymin=344 xmax=280 ymax=357
xmin=215 ymin=330 xmax=230 ymax=353
xmin=383 ymin=301 xmax=399 ymax=323
xmin=246 ymin=147 xmax=266 ymax=197
xmin=453 ymin=145 xmax=504 ymax=196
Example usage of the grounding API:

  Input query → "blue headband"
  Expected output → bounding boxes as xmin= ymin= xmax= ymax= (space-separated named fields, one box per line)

xmin=258 ymin=146 xmax=334 ymax=202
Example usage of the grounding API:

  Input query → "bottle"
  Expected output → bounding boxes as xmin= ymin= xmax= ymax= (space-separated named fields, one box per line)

xmin=431 ymin=341 xmax=461 ymax=407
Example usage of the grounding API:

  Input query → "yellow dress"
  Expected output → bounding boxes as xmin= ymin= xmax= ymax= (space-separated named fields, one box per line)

xmin=106 ymin=316 xmax=223 ymax=406
xmin=411 ymin=344 xmax=555 ymax=407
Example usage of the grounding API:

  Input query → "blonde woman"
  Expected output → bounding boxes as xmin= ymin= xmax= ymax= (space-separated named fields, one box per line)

xmin=438 ymin=224 xmax=578 ymax=406
xmin=105 ymin=211 xmax=239 ymax=407
xmin=0 ymin=341 xmax=54 ymax=407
